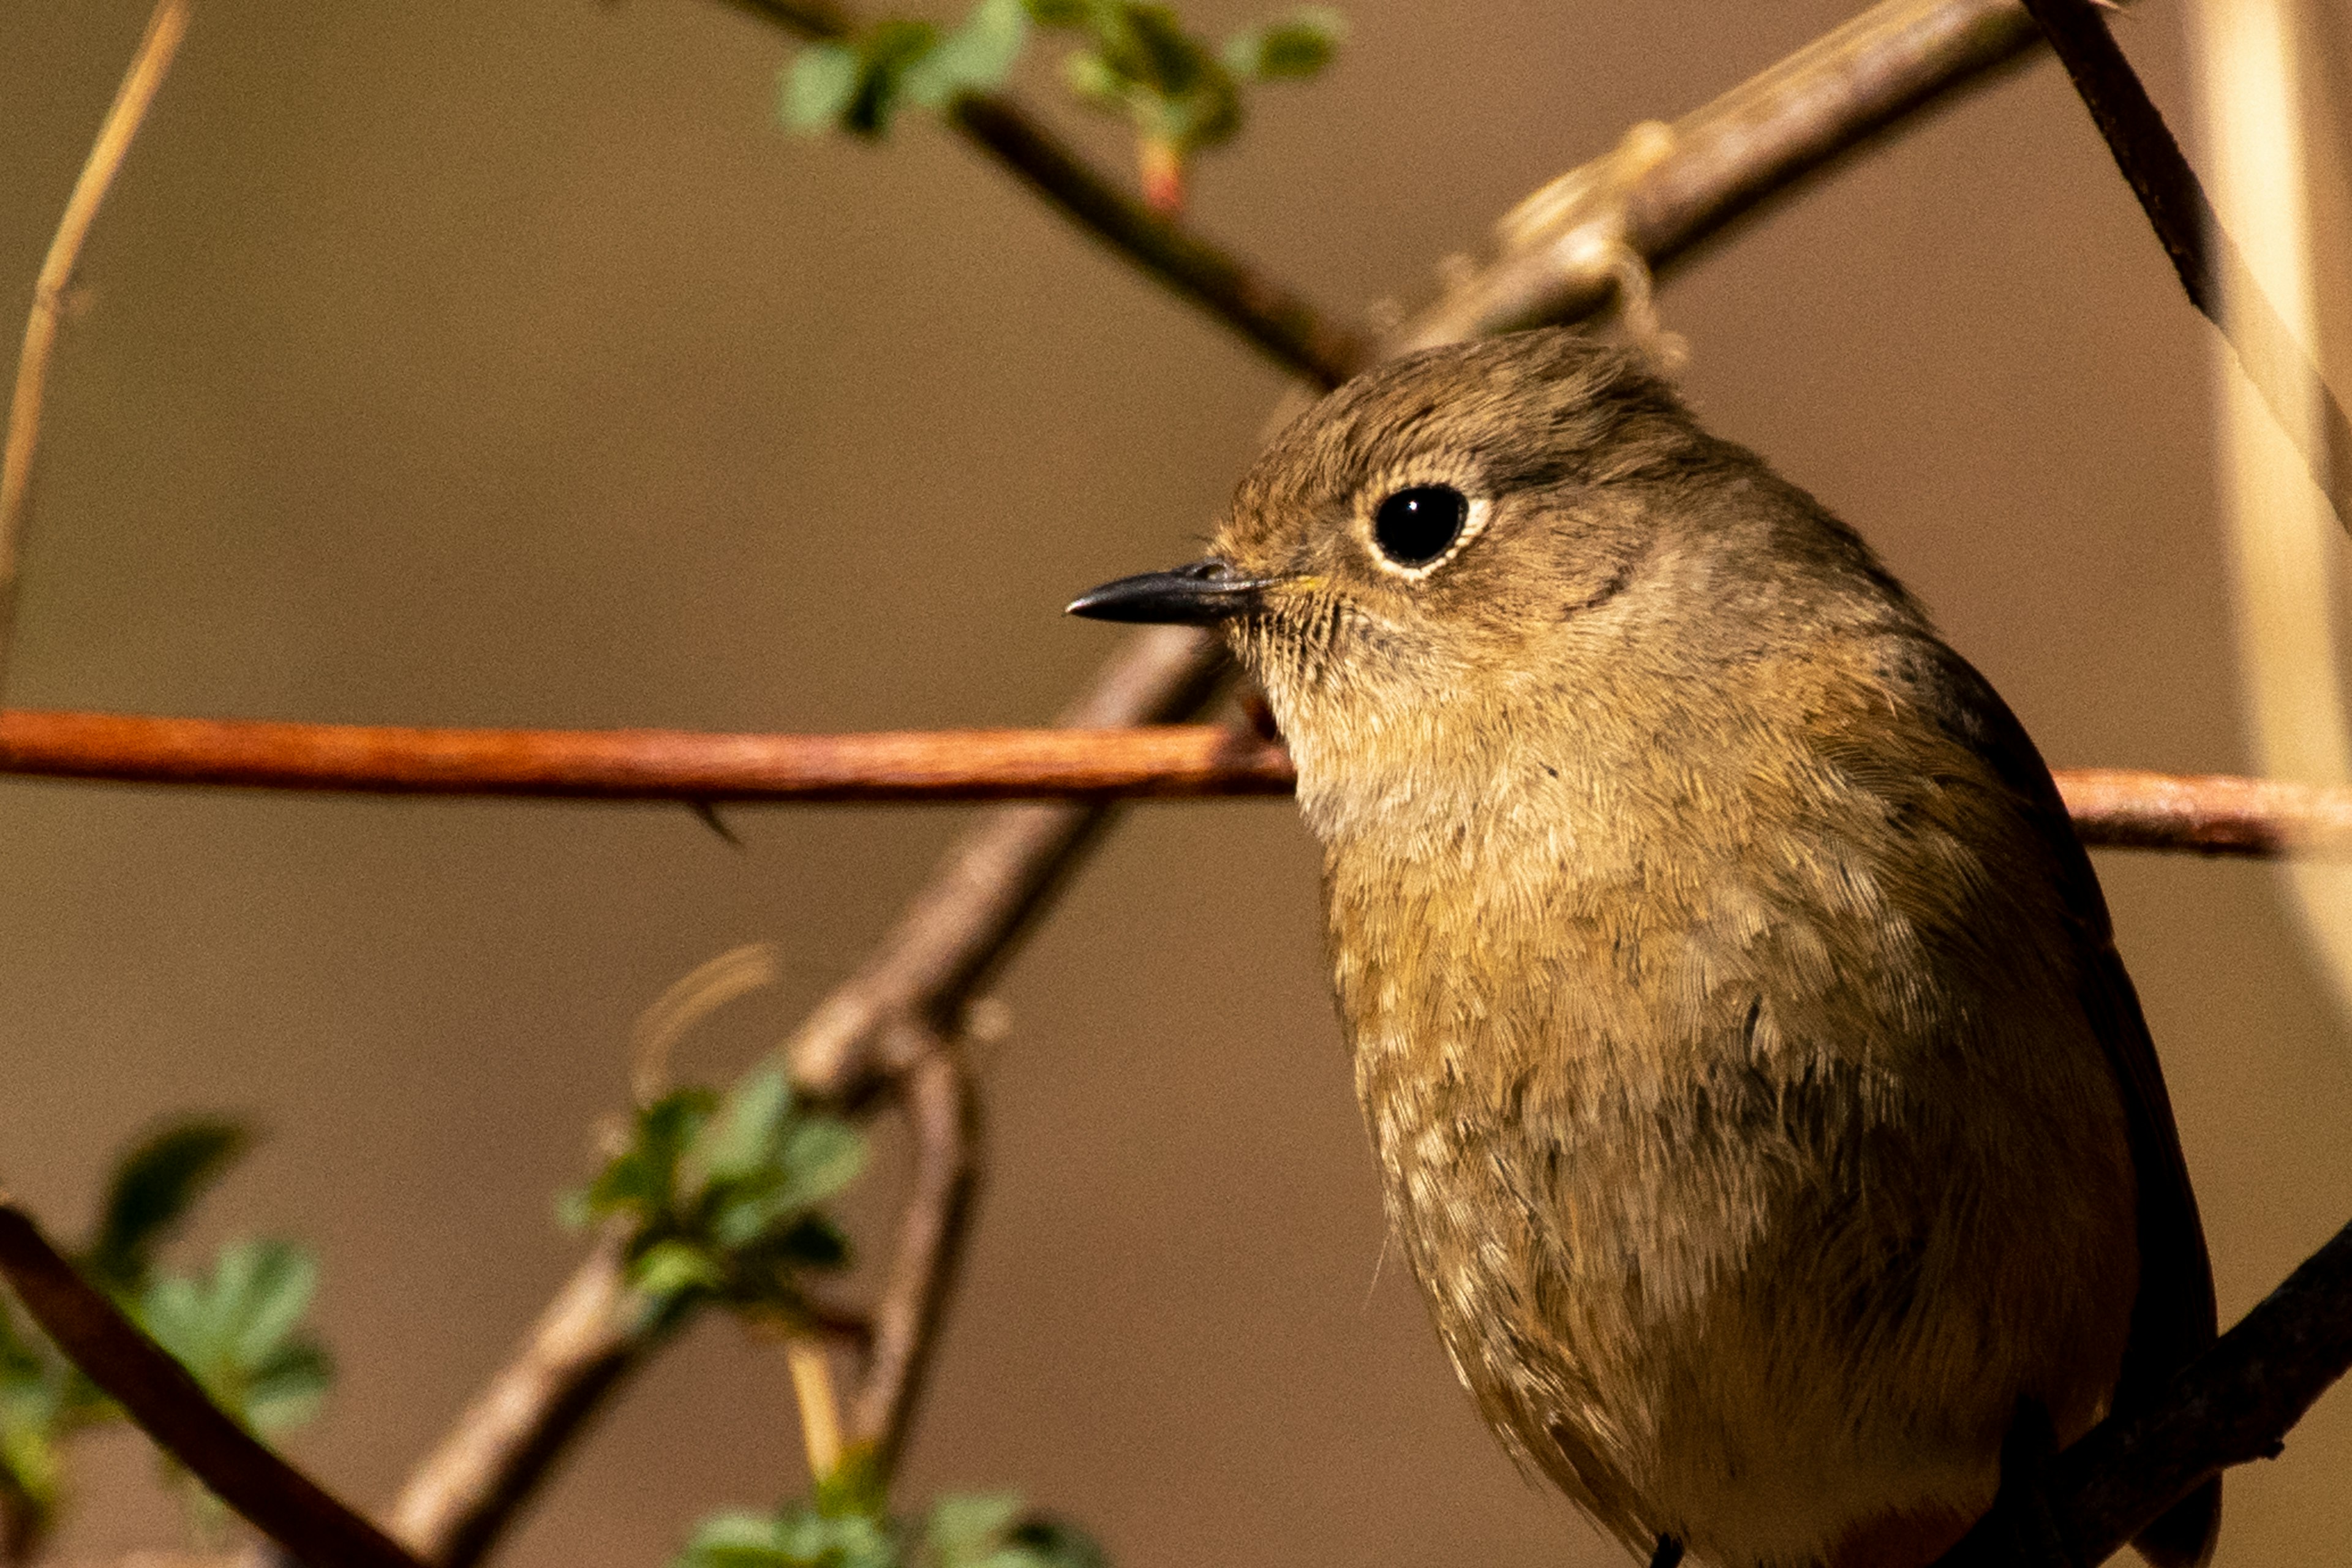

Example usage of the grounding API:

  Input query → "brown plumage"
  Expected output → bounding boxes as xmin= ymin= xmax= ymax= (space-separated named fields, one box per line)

xmin=1068 ymin=327 xmax=2218 ymax=1568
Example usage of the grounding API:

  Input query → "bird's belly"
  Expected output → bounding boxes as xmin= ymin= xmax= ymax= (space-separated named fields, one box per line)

xmin=1359 ymin=1018 xmax=2136 ymax=1568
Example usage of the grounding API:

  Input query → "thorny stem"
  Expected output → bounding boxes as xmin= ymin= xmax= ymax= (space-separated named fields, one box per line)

xmin=0 ymin=0 xmax=187 ymax=702
xmin=0 ymin=1203 xmax=427 ymax=1568
xmin=0 ymin=709 xmax=2333 ymax=856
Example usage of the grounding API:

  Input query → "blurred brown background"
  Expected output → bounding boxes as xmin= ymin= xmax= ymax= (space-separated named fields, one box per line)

xmin=4 ymin=2 xmax=2350 ymax=1565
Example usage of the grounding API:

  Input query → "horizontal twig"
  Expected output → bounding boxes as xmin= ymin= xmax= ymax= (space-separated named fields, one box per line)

xmin=2052 ymin=767 xmax=2352 ymax=857
xmin=0 ymin=1202 xmax=424 ymax=1568
xmin=1937 ymin=1212 xmax=2352 ymax=1565
xmin=0 ymin=707 xmax=1294 ymax=802
xmin=0 ymin=707 xmax=2341 ymax=858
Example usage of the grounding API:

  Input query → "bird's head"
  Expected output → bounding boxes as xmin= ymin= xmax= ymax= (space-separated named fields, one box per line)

xmin=1069 ymin=328 xmax=1757 ymax=822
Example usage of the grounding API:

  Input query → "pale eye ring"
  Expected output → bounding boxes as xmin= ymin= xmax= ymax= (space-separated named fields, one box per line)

xmin=1372 ymin=484 xmax=1469 ymax=569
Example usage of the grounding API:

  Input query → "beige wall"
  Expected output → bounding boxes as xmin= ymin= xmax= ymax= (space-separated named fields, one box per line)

xmin=4 ymin=2 xmax=2349 ymax=1565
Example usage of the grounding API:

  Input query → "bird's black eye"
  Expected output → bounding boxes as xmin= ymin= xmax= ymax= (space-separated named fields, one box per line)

xmin=1372 ymin=484 xmax=1469 ymax=568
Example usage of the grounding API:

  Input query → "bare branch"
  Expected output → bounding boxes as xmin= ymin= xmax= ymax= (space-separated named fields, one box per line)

xmin=1396 ymin=0 xmax=2057 ymax=352
xmin=386 ymin=1239 xmax=650 ymax=1568
xmin=2053 ymin=767 xmax=2352 ymax=857
xmin=720 ymin=0 xmax=1370 ymax=386
xmin=2018 ymin=0 xmax=2352 ymax=526
xmin=0 ymin=708 xmax=2340 ymax=859
xmin=1 ymin=0 xmax=188 ymax=694
xmin=0 ymin=706 xmax=1292 ymax=804
xmin=0 ymin=1202 xmax=424 ymax=1568
xmin=390 ymin=0 xmax=2144 ymax=1542
xmin=776 ymin=625 xmax=1229 ymax=1098
xmin=845 ymin=1036 xmax=979 ymax=1471
xmin=1936 ymin=1213 xmax=2352 ymax=1566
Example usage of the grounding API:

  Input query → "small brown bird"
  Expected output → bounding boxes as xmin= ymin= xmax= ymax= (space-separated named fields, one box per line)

xmin=1069 ymin=328 xmax=2218 ymax=1568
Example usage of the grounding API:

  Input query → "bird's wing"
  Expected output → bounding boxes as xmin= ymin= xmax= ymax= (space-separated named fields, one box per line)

xmin=1914 ymin=643 xmax=2220 ymax=1568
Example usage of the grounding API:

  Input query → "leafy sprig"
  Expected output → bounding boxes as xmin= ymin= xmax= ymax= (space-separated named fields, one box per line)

xmin=780 ymin=0 xmax=1344 ymax=212
xmin=562 ymin=1065 xmax=865 ymax=1323
xmin=0 ymin=1118 xmax=332 ymax=1554
xmin=678 ymin=1488 xmax=1104 ymax=1568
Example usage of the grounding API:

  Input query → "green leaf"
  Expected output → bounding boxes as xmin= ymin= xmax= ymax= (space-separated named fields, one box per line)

xmin=680 ymin=1504 xmax=898 ymax=1568
xmin=846 ymin=20 xmax=944 ymax=137
xmin=1114 ymin=6 xmax=1208 ymax=97
xmin=696 ymin=1066 xmax=794 ymax=1189
xmin=993 ymin=1518 xmax=1107 ymax=1568
xmin=775 ymin=1507 xmax=897 ymax=1568
xmin=85 ymin=1118 xmax=250 ymax=1294
xmin=772 ymin=1213 xmax=852 ymax=1270
xmin=813 ymin=1440 xmax=888 ymax=1518
xmin=0 ymin=1302 xmax=47 ymax=1395
xmin=1022 ymin=0 xmax=1096 ymax=24
xmin=782 ymin=43 xmax=865 ymax=134
xmin=906 ymin=0 xmax=1031 ymax=107
xmin=1060 ymin=50 xmax=1124 ymax=108
xmin=925 ymin=1493 xmax=1023 ymax=1566
xmin=676 ymin=1510 xmax=796 ymax=1568
xmin=778 ymin=1117 xmax=867 ymax=1208
xmin=570 ymin=1090 xmax=717 ymax=1229
xmin=630 ymin=1238 xmax=726 ymax=1302
xmin=138 ymin=1240 xmax=331 ymax=1438
xmin=244 ymin=1341 xmax=333 ymax=1434
xmin=1223 ymin=7 xmax=1343 ymax=80
xmin=225 ymin=1242 xmax=317 ymax=1371
xmin=0 ymin=1424 xmax=58 ymax=1532
xmin=554 ymin=1185 xmax=596 ymax=1233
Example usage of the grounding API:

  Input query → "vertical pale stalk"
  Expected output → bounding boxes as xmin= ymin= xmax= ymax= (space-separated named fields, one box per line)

xmin=2192 ymin=0 xmax=2352 ymax=1017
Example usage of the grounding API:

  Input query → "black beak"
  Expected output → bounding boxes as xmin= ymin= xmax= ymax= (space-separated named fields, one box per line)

xmin=1065 ymin=559 xmax=1273 ymax=625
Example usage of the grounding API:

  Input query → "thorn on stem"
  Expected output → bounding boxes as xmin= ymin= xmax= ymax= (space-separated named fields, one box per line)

xmin=688 ymin=799 xmax=743 ymax=848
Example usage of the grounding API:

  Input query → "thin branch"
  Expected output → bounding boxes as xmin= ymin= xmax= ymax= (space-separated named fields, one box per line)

xmin=0 ymin=707 xmax=1295 ymax=802
xmin=390 ymin=0 xmax=2137 ymax=1544
xmin=720 ymin=0 xmax=1370 ymax=386
xmin=782 ymin=1339 xmax=844 ymax=1483
xmin=385 ymin=1238 xmax=649 ymax=1568
xmin=844 ymin=1036 xmax=979 ymax=1472
xmin=2018 ymin=0 xmax=2352 ymax=526
xmin=0 ymin=1202 xmax=425 ymax=1568
xmin=1395 ymin=0 xmax=2059 ymax=352
xmin=1936 ymin=1212 xmax=2352 ymax=1566
xmin=2053 ymin=767 xmax=2352 ymax=856
xmin=0 ymin=0 xmax=188 ymax=695
xmin=0 ymin=707 xmax=2340 ymax=858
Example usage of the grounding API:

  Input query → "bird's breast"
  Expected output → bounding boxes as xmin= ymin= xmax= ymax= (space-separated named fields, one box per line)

xmin=1311 ymin=753 xmax=2139 ymax=1566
